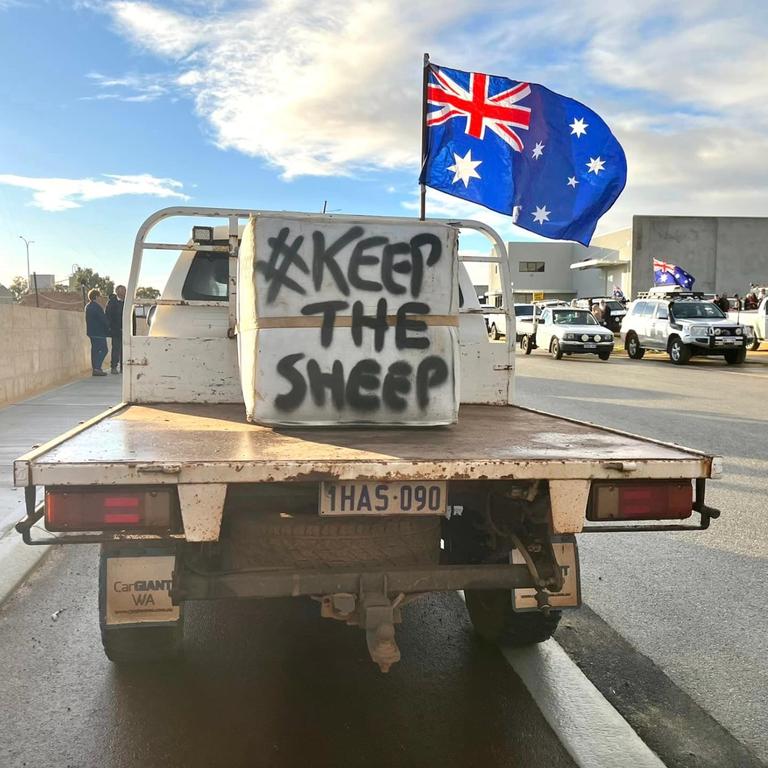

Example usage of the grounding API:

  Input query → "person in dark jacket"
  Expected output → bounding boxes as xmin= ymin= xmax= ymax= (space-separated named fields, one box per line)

xmin=85 ymin=288 xmax=109 ymax=376
xmin=600 ymin=299 xmax=612 ymax=329
xmin=105 ymin=285 xmax=126 ymax=374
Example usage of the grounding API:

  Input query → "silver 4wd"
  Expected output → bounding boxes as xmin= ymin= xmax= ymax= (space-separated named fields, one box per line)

xmin=521 ymin=306 xmax=614 ymax=360
xmin=621 ymin=292 xmax=753 ymax=365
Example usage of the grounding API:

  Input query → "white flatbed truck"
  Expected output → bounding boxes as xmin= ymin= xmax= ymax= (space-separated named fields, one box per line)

xmin=14 ymin=208 xmax=721 ymax=671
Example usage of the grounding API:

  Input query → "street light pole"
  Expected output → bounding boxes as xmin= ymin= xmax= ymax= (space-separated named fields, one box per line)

xmin=19 ymin=235 xmax=34 ymax=285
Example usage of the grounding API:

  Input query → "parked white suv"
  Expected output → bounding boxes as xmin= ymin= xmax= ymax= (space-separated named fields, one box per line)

xmin=621 ymin=294 xmax=753 ymax=365
xmin=522 ymin=307 xmax=614 ymax=360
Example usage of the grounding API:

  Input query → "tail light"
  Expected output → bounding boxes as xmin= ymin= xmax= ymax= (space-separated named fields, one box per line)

xmin=45 ymin=487 xmax=176 ymax=532
xmin=588 ymin=481 xmax=693 ymax=521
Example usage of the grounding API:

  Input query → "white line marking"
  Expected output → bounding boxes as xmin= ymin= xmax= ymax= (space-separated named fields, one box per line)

xmin=503 ymin=640 xmax=666 ymax=768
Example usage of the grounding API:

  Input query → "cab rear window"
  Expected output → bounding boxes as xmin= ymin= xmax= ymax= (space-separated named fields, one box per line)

xmin=182 ymin=252 xmax=229 ymax=301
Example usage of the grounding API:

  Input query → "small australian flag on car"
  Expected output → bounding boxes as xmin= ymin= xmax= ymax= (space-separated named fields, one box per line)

xmin=419 ymin=63 xmax=627 ymax=246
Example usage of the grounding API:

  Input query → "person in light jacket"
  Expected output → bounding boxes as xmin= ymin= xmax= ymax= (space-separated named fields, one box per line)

xmin=85 ymin=289 xmax=109 ymax=376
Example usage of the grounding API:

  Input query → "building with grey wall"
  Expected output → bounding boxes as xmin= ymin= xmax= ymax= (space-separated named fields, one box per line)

xmin=486 ymin=215 xmax=768 ymax=305
xmin=630 ymin=216 xmax=768 ymax=298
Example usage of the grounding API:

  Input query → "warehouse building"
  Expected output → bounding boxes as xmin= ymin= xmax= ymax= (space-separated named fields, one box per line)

xmin=487 ymin=216 xmax=768 ymax=303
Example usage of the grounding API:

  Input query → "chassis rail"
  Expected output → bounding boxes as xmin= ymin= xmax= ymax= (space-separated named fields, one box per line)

xmin=173 ymin=564 xmax=536 ymax=601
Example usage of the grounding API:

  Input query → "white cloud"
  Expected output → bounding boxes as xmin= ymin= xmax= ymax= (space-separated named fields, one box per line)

xmin=98 ymin=0 xmax=768 ymax=233
xmin=83 ymin=72 xmax=168 ymax=102
xmin=0 ymin=173 xmax=190 ymax=211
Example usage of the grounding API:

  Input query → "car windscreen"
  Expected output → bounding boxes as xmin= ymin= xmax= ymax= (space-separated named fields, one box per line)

xmin=606 ymin=301 xmax=624 ymax=311
xmin=514 ymin=306 xmax=534 ymax=316
xmin=552 ymin=310 xmax=597 ymax=325
xmin=670 ymin=301 xmax=725 ymax=319
xmin=181 ymin=252 xmax=229 ymax=301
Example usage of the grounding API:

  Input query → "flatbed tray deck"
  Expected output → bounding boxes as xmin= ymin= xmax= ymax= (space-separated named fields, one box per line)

xmin=14 ymin=403 xmax=717 ymax=487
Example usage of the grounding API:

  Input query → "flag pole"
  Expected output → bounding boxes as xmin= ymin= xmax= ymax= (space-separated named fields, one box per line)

xmin=419 ymin=52 xmax=430 ymax=221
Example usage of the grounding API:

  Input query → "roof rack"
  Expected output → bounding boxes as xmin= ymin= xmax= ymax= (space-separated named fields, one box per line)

xmin=636 ymin=287 xmax=704 ymax=300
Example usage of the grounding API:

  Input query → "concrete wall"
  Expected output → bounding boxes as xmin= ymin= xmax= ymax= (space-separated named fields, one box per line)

xmin=631 ymin=216 xmax=768 ymax=297
xmin=0 ymin=304 xmax=91 ymax=406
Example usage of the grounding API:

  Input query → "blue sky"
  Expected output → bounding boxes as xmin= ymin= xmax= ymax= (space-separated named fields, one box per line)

xmin=1 ymin=0 xmax=767 ymax=290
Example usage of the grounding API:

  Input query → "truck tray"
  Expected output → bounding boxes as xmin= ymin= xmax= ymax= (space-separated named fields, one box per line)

xmin=14 ymin=403 xmax=717 ymax=487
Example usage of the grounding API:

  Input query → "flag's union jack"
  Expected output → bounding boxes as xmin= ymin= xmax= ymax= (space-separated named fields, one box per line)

xmin=426 ymin=68 xmax=532 ymax=151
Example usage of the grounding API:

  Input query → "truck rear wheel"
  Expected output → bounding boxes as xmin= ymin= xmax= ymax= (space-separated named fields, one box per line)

xmin=521 ymin=335 xmax=534 ymax=355
xmin=464 ymin=589 xmax=561 ymax=645
xmin=489 ymin=323 xmax=501 ymax=340
xmin=225 ymin=513 xmax=440 ymax=569
xmin=101 ymin=624 xmax=183 ymax=664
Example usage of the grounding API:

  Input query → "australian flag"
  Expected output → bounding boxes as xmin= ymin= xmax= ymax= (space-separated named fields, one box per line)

xmin=419 ymin=63 xmax=627 ymax=246
xmin=653 ymin=258 xmax=695 ymax=289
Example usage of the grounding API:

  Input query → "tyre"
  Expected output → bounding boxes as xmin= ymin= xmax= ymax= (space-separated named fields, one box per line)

xmin=625 ymin=332 xmax=645 ymax=359
xmin=668 ymin=337 xmax=691 ymax=365
xmin=489 ymin=323 xmax=501 ymax=341
xmin=521 ymin=334 xmax=533 ymax=355
xmin=550 ymin=338 xmax=563 ymax=360
xmin=464 ymin=589 xmax=561 ymax=646
xmin=101 ymin=624 xmax=183 ymax=664
xmin=598 ymin=350 xmax=611 ymax=361
xmin=749 ymin=337 xmax=760 ymax=351
xmin=724 ymin=347 xmax=747 ymax=365
xmin=225 ymin=513 xmax=440 ymax=569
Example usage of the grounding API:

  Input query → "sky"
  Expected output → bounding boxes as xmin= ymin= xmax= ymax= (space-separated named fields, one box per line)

xmin=1 ymin=0 xmax=767 ymax=291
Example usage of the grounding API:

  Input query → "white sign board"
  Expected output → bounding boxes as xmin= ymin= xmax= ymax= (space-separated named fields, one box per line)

xmin=238 ymin=214 xmax=460 ymax=426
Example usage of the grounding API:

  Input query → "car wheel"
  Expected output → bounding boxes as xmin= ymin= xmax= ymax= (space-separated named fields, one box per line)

xmin=668 ymin=337 xmax=691 ymax=365
xmin=724 ymin=347 xmax=747 ymax=365
xmin=598 ymin=350 xmax=611 ymax=361
xmin=489 ymin=323 xmax=501 ymax=341
xmin=625 ymin=332 xmax=645 ymax=360
xmin=749 ymin=337 xmax=760 ymax=351
xmin=551 ymin=338 xmax=563 ymax=360
xmin=521 ymin=335 xmax=533 ymax=355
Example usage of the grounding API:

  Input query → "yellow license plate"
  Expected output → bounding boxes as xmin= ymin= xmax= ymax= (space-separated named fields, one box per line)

xmin=319 ymin=481 xmax=447 ymax=516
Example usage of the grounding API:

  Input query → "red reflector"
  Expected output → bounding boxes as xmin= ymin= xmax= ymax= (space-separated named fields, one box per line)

xmin=45 ymin=487 xmax=174 ymax=532
xmin=589 ymin=481 xmax=693 ymax=521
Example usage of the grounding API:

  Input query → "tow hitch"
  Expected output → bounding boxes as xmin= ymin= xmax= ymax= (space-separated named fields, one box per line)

xmin=318 ymin=577 xmax=406 ymax=673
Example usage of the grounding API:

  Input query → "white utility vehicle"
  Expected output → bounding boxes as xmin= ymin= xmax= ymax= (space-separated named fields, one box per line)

xmin=484 ymin=303 xmax=535 ymax=342
xmin=15 ymin=207 xmax=721 ymax=672
xmin=520 ymin=307 xmax=614 ymax=360
xmin=728 ymin=296 xmax=767 ymax=350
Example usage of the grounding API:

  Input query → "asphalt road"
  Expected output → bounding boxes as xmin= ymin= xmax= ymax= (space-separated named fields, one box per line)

xmin=1 ymin=351 xmax=766 ymax=767
xmin=515 ymin=346 xmax=768 ymax=763
xmin=0 ymin=547 xmax=575 ymax=768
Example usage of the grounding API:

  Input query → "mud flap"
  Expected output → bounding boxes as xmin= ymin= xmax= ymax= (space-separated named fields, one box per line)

xmin=512 ymin=535 xmax=581 ymax=612
xmin=99 ymin=547 xmax=182 ymax=630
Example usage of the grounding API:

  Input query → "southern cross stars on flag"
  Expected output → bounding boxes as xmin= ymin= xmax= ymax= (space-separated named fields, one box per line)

xmin=419 ymin=63 xmax=627 ymax=246
xmin=653 ymin=258 xmax=696 ymax=289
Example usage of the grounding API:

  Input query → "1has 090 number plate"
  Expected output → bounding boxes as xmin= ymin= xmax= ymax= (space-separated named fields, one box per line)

xmin=320 ymin=481 xmax=447 ymax=516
